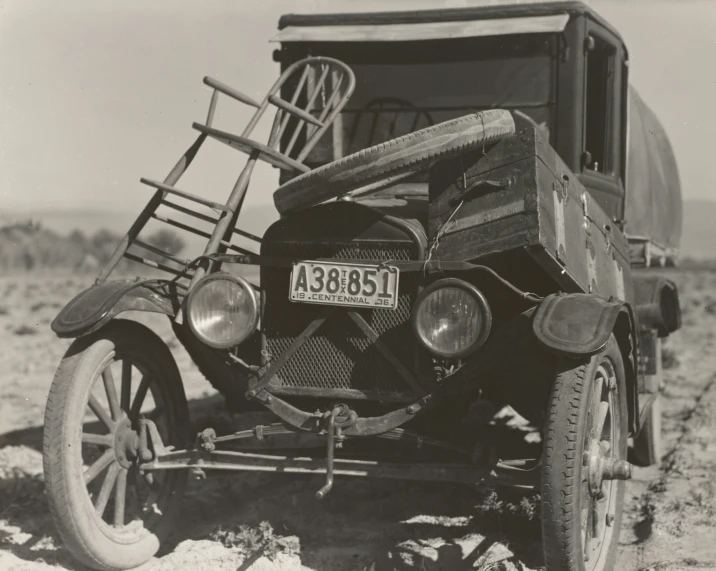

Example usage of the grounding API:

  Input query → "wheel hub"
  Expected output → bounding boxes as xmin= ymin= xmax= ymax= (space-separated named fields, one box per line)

xmin=113 ymin=417 xmax=139 ymax=469
xmin=586 ymin=439 xmax=633 ymax=499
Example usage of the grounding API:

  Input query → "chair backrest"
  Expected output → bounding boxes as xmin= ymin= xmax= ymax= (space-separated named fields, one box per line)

xmin=273 ymin=57 xmax=356 ymax=163
xmin=346 ymin=97 xmax=434 ymax=153
xmin=204 ymin=56 xmax=355 ymax=167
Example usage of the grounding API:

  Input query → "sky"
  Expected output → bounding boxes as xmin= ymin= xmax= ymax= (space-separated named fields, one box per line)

xmin=1 ymin=0 xmax=715 ymax=223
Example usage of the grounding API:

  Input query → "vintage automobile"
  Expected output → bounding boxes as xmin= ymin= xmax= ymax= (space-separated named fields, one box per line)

xmin=44 ymin=2 xmax=682 ymax=571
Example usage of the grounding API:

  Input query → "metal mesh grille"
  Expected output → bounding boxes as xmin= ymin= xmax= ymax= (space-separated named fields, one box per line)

xmin=262 ymin=241 xmax=417 ymax=398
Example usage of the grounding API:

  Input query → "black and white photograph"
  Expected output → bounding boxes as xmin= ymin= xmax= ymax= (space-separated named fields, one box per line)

xmin=1 ymin=1 xmax=714 ymax=570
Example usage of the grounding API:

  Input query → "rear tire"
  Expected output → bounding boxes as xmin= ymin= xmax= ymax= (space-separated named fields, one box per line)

xmin=631 ymin=395 xmax=662 ymax=467
xmin=631 ymin=356 xmax=663 ymax=467
xmin=540 ymin=337 xmax=628 ymax=571
xmin=43 ymin=319 xmax=189 ymax=571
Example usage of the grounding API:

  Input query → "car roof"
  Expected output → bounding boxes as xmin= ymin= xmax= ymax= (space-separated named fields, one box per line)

xmin=278 ymin=1 xmax=624 ymax=46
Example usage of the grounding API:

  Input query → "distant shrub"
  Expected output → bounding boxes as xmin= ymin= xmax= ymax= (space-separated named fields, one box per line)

xmin=0 ymin=225 xmax=86 ymax=270
xmin=0 ymin=223 xmax=188 ymax=272
xmin=68 ymin=229 xmax=86 ymax=244
xmin=662 ymin=347 xmax=680 ymax=370
xmin=30 ymin=302 xmax=59 ymax=312
xmin=14 ymin=325 xmax=38 ymax=336
xmin=147 ymin=229 xmax=186 ymax=256
xmin=90 ymin=229 xmax=121 ymax=264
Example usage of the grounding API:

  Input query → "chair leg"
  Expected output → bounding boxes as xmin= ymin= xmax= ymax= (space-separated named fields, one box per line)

xmin=187 ymin=150 xmax=260 ymax=289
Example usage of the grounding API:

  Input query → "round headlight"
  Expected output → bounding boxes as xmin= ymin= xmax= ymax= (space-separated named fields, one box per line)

xmin=186 ymin=273 xmax=258 ymax=349
xmin=412 ymin=279 xmax=491 ymax=359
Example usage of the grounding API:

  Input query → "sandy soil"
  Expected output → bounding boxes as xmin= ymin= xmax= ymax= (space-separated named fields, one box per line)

xmin=0 ymin=270 xmax=714 ymax=571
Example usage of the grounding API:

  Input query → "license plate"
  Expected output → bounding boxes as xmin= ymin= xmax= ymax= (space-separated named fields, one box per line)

xmin=289 ymin=261 xmax=400 ymax=310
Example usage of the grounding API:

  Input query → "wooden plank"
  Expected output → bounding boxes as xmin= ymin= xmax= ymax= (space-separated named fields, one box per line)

xmin=429 ymin=131 xmax=539 ymax=221
xmin=434 ymin=213 xmax=535 ymax=262
xmin=272 ymin=14 xmax=569 ymax=43
xmin=429 ymin=156 xmax=538 ymax=232
xmin=429 ymin=152 xmax=540 ymax=262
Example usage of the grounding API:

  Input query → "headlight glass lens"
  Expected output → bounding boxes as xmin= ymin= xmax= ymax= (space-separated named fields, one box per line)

xmin=415 ymin=286 xmax=488 ymax=357
xmin=188 ymin=276 xmax=257 ymax=348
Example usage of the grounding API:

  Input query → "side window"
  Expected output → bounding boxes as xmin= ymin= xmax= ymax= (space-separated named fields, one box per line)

xmin=583 ymin=35 xmax=616 ymax=174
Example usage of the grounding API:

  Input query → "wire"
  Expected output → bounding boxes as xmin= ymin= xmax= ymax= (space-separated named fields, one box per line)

xmin=471 ymin=265 xmax=544 ymax=304
xmin=423 ymin=199 xmax=464 ymax=276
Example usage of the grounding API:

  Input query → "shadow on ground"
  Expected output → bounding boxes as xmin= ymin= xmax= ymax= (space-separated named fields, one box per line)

xmin=0 ymin=393 xmax=545 ymax=571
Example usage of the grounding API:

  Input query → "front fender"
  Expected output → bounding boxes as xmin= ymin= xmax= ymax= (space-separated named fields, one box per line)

xmin=533 ymin=292 xmax=641 ymax=435
xmin=532 ymin=293 xmax=628 ymax=356
xmin=51 ymin=279 xmax=178 ymax=338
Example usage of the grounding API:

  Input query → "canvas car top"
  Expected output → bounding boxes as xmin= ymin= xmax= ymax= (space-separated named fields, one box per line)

xmin=277 ymin=1 xmax=625 ymax=47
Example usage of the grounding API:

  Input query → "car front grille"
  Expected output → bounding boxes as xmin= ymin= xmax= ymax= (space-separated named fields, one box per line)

xmin=261 ymin=240 xmax=419 ymax=401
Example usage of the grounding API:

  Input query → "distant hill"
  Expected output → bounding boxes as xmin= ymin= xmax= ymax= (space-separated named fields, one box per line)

xmin=1 ymin=204 xmax=279 ymax=261
xmin=1 ymin=205 xmax=279 ymax=239
xmin=0 ymin=204 xmax=278 ymax=272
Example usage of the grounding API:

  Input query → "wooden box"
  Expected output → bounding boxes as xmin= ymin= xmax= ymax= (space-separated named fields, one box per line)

xmin=428 ymin=129 xmax=632 ymax=301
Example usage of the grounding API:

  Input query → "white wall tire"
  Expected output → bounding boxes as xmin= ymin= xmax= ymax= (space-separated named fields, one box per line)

xmin=43 ymin=319 xmax=190 ymax=571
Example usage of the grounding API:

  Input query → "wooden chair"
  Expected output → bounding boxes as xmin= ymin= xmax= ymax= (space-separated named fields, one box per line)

xmin=96 ymin=57 xmax=355 ymax=291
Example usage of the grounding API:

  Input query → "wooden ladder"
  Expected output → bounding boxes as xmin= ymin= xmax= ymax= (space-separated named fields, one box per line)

xmin=95 ymin=57 xmax=355 ymax=294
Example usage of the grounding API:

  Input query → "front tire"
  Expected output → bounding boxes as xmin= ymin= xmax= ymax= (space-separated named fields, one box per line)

xmin=540 ymin=337 xmax=629 ymax=571
xmin=43 ymin=319 xmax=190 ymax=571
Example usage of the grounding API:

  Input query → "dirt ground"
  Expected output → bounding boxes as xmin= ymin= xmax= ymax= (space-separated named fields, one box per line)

xmin=0 ymin=270 xmax=715 ymax=571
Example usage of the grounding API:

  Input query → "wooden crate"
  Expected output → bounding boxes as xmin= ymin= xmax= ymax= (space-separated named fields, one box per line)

xmin=428 ymin=129 xmax=632 ymax=301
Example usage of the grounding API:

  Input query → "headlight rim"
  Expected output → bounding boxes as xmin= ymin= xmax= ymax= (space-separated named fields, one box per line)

xmin=186 ymin=272 xmax=259 ymax=349
xmin=411 ymin=278 xmax=492 ymax=359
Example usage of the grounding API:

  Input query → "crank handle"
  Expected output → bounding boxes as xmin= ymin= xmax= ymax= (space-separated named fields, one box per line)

xmin=315 ymin=409 xmax=338 ymax=499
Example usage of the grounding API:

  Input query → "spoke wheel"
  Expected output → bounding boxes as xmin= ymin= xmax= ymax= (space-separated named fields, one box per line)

xmin=541 ymin=336 xmax=628 ymax=571
xmin=44 ymin=319 xmax=189 ymax=571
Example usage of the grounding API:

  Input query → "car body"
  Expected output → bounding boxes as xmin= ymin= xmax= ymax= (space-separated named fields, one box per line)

xmin=46 ymin=3 xmax=682 ymax=570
